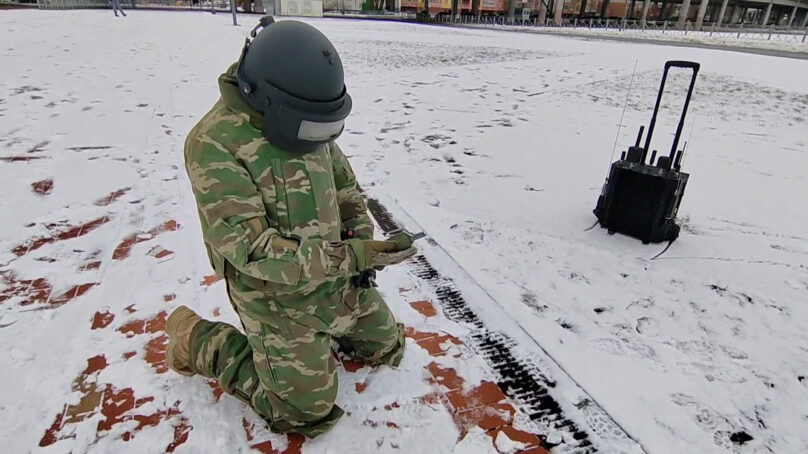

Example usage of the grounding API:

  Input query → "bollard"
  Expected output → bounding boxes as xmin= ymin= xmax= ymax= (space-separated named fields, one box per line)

xmin=606 ymin=18 xmax=610 ymax=29
xmin=768 ymin=24 xmax=773 ymax=40
xmin=804 ymin=26 xmax=807 ymax=43
xmin=737 ymin=22 xmax=743 ymax=38
xmin=589 ymin=18 xmax=593 ymax=29
xmin=685 ymin=21 xmax=690 ymax=35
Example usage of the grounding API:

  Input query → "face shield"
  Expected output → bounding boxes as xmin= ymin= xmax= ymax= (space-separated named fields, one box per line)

xmin=297 ymin=119 xmax=346 ymax=142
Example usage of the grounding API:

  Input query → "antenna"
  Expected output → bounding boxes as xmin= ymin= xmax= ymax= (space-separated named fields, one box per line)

xmin=609 ymin=59 xmax=639 ymax=167
xmin=678 ymin=115 xmax=697 ymax=170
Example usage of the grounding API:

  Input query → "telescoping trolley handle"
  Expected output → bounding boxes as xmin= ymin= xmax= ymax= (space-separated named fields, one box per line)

xmin=642 ymin=61 xmax=700 ymax=166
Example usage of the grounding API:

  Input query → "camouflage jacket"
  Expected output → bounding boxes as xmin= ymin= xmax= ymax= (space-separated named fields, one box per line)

xmin=184 ymin=64 xmax=373 ymax=293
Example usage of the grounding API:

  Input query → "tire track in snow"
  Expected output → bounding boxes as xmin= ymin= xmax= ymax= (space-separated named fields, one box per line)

xmin=366 ymin=197 xmax=645 ymax=453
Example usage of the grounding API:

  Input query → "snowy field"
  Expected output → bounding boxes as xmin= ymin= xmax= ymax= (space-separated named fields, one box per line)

xmin=2 ymin=9 xmax=808 ymax=454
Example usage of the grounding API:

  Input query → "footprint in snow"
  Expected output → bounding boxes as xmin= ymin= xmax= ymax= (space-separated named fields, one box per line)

xmin=625 ymin=340 xmax=656 ymax=360
xmin=674 ymin=339 xmax=716 ymax=362
xmin=714 ymin=431 xmax=744 ymax=453
xmin=556 ymin=319 xmax=576 ymax=332
xmin=720 ymin=344 xmax=749 ymax=361
xmin=670 ymin=392 xmax=742 ymax=451
xmin=575 ymin=398 xmax=635 ymax=444
xmin=680 ymin=360 xmax=746 ymax=384
xmin=520 ymin=292 xmax=548 ymax=315
xmin=635 ymin=317 xmax=660 ymax=337
xmin=589 ymin=338 xmax=626 ymax=356
xmin=563 ymin=271 xmax=590 ymax=285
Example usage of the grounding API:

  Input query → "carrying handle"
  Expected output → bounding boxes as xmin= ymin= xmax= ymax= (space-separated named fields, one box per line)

xmin=666 ymin=61 xmax=701 ymax=71
xmin=642 ymin=60 xmax=700 ymax=165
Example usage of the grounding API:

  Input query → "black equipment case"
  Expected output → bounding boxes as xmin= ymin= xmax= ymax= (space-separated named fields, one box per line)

xmin=594 ymin=60 xmax=700 ymax=244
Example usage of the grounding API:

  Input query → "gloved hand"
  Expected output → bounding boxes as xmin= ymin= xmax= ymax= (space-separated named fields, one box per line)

xmin=346 ymin=233 xmax=416 ymax=272
xmin=352 ymin=269 xmax=377 ymax=289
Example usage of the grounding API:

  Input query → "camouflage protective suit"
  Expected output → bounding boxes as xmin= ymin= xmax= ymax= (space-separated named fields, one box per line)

xmin=183 ymin=63 xmax=405 ymax=437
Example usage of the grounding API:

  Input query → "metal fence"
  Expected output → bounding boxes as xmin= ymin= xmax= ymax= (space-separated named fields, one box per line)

xmin=323 ymin=9 xmax=417 ymax=19
xmin=33 ymin=0 xmax=231 ymax=10
xmin=37 ymin=0 xmax=106 ymax=8
xmin=419 ymin=14 xmax=808 ymax=44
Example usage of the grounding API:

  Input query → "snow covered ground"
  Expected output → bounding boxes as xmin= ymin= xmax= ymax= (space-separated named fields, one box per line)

xmin=2 ymin=9 xmax=807 ymax=454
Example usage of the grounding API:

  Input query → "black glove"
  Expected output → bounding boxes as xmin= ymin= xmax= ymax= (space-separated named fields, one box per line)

xmin=352 ymin=269 xmax=377 ymax=289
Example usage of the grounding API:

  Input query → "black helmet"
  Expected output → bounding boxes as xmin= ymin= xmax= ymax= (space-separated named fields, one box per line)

xmin=236 ymin=17 xmax=352 ymax=153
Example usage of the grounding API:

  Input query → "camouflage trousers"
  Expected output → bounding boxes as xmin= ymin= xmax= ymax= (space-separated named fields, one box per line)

xmin=187 ymin=276 xmax=405 ymax=438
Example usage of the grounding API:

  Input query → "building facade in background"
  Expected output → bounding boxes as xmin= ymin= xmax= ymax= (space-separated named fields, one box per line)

xmin=323 ymin=0 xmax=808 ymax=26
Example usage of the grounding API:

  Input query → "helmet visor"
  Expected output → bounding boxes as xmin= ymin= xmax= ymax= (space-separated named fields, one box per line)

xmin=297 ymin=119 xmax=345 ymax=142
